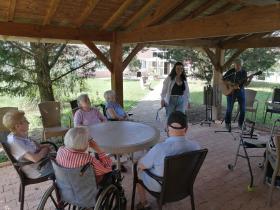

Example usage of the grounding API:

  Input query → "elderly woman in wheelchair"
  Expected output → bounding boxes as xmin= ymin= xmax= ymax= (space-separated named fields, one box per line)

xmin=38 ymin=127 xmax=126 ymax=210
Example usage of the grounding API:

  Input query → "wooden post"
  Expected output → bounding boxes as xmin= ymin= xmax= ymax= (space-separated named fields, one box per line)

xmin=212 ymin=48 xmax=224 ymax=120
xmin=110 ymin=39 xmax=124 ymax=106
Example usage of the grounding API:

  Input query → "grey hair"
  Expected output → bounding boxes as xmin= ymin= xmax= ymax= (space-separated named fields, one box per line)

xmin=64 ymin=127 xmax=89 ymax=150
xmin=104 ymin=90 xmax=116 ymax=102
xmin=77 ymin=93 xmax=89 ymax=107
xmin=233 ymin=58 xmax=243 ymax=66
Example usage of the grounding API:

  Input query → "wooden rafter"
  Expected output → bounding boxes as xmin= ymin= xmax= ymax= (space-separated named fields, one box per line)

xmin=122 ymin=0 xmax=158 ymax=29
xmin=156 ymin=0 xmax=194 ymax=24
xmin=43 ymin=0 xmax=60 ymax=25
xmin=7 ymin=0 xmax=16 ymax=21
xmin=209 ymin=2 xmax=234 ymax=16
xmin=122 ymin=44 xmax=144 ymax=70
xmin=117 ymin=5 xmax=280 ymax=43
xmin=101 ymin=0 xmax=133 ymax=30
xmin=0 ymin=21 xmax=113 ymax=41
xmin=83 ymin=40 xmax=112 ymax=71
xmin=183 ymin=0 xmax=217 ymax=19
xmin=222 ymin=49 xmax=245 ymax=71
xmin=75 ymin=0 xmax=99 ymax=28
xmin=136 ymin=0 xmax=183 ymax=28
xmin=150 ymin=39 xmax=218 ymax=48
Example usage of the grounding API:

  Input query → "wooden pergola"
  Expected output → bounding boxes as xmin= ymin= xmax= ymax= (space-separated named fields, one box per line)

xmin=0 ymin=0 xmax=280 ymax=118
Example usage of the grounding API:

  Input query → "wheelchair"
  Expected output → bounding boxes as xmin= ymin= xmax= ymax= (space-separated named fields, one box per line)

xmin=37 ymin=159 xmax=126 ymax=210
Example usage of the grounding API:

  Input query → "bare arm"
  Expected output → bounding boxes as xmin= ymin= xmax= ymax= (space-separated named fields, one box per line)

xmin=107 ymin=108 xmax=125 ymax=120
xmin=23 ymin=147 xmax=50 ymax=163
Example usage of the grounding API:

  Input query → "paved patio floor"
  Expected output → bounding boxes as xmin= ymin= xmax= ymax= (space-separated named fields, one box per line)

xmin=1 ymin=84 xmax=280 ymax=210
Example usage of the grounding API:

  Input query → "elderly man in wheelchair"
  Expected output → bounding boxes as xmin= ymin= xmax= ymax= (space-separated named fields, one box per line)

xmin=38 ymin=127 xmax=126 ymax=210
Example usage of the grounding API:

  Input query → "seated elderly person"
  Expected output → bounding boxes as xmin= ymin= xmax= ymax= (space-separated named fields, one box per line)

xmin=104 ymin=90 xmax=128 ymax=121
xmin=136 ymin=111 xmax=201 ymax=210
xmin=2 ymin=110 xmax=53 ymax=179
xmin=56 ymin=127 xmax=112 ymax=185
xmin=74 ymin=93 xmax=107 ymax=127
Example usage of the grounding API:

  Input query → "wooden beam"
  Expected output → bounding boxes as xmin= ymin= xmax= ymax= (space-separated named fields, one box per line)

xmin=149 ymin=39 xmax=218 ymax=48
xmin=122 ymin=0 xmax=158 ymax=29
xmin=136 ymin=0 xmax=183 ymax=28
xmin=203 ymin=48 xmax=216 ymax=68
xmin=222 ymin=49 xmax=245 ymax=71
xmin=83 ymin=40 xmax=112 ymax=71
xmin=184 ymin=0 xmax=217 ymax=19
xmin=110 ymin=40 xmax=124 ymax=106
xmin=0 ymin=21 xmax=113 ymax=41
xmin=43 ymin=0 xmax=60 ymax=25
xmin=7 ymin=0 xmax=16 ymax=21
xmin=222 ymin=37 xmax=280 ymax=49
xmin=122 ymin=44 xmax=144 ymax=70
xmin=75 ymin=0 xmax=99 ymax=28
xmin=101 ymin=0 xmax=133 ymax=30
xmin=117 ymin=4 xmax=280 ymax=43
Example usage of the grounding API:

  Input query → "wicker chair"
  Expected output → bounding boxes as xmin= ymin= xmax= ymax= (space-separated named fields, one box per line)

xmin=264 ymin=88 xmax=280 ymax=123
xmin=38 ymin=101 xmax=69 ymax=141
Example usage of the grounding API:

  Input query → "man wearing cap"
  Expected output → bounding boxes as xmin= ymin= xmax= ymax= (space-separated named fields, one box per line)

xmin=135 ymin=111 xmax=200 ymax=210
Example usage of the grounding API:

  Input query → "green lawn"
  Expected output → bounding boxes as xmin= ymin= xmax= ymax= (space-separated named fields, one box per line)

xmin=188 ymin=80 xmax=280 ymax=125
xmin=0 ymin=78 xmax=159 ymax=129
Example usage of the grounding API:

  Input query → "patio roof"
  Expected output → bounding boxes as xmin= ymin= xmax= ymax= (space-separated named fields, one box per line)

xmin=0 ymin=0 xmax=279 ymax=48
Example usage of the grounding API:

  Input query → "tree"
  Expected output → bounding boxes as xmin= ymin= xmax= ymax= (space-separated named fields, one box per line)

xmin=157 ymin=48 xmax=213 ymax=84
xmin=0 ymin=41 xmax=99 ymax=102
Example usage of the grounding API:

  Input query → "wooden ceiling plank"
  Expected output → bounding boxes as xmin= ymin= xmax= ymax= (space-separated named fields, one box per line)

xmin=0 ymin=21 xmax=113 ymax=41
xmin=43 ymin=0 xmax=60 ymax=25
xmin=184 ymin=0 xmax=218 ymax=19
xmin=209 ymin=2 xmax=234 ymax=16
xmin=135 ymin=0 xmax=183 ymax=28
xmin=8 ymin=0 xmax=17 ymax=21
xmin=122 ymin=0 xmax=158 ymax=28
xmin=156 ymin=0 xmax=194 ymax=24
xmin=76 ymin=0 xmax=100 ymax=28
xmin=117 ymin=5 xmax=280 ymax=44
xmin=101 ymin=0 xmax=134 ymax=30
xmin=148 ymin=39 xmax=218 ymax=48
xmin=83 ymin=40 xmax=112 ymax=71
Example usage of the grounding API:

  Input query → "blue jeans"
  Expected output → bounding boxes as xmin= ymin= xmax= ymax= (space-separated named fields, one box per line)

xmin=225 ymin=88 xmax=245 ymax=126
xmin=165 ymin=95 xmax=185 ymax=118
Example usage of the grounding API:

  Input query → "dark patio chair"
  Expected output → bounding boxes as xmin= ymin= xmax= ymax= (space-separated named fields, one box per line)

xmin=264 ymin=88 xmax=280 ymax=123
xmin=0 ymin=133 xmax=57 ymax=210
xmin=131 ymin=149 xmax=208 ymax=210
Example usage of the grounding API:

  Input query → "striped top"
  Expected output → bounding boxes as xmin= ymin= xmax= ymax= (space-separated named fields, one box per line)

xmin=56 ymin=146 xmax=112 ymax=183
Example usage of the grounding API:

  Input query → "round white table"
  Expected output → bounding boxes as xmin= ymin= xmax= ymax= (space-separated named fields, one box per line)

xmin=89 ymin=121 xmax=160 ymax=169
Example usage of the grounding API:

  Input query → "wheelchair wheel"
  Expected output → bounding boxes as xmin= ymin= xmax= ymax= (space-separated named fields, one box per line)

xmin=94 ymin=184 xmax=121 ymax=210
xmin=37 ymin=184 xmax=72 ymax=210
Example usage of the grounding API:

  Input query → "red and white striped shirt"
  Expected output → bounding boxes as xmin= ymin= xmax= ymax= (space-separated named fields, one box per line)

xmin=56 ymin=147 xmax=112 ymax=183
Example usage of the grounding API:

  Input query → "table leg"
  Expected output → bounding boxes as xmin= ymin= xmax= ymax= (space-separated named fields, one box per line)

xmin=116 ymin=154 xmax=121 ymax=170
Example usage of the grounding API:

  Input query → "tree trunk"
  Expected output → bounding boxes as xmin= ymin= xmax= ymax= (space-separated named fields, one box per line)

xmin=31 ymin=43 xmax=55 ymax=102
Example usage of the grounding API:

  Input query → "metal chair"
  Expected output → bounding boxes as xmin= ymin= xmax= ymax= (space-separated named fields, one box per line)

xmin=131 ymin=149 xmax=208 ymax=210
xmin=263 ymin=119 xmax=280 ymax=206
xmin=0 ymin=134 xmax=57 ymax=210
xmin=264 ymin=88 xmax=280 ymax=123
xmin=38 ymin=101 xmax=69 ymax=141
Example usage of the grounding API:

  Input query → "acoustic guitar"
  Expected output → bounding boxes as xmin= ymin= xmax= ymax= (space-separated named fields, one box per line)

xmin=220 ymin=71 xmax=262 ymax=96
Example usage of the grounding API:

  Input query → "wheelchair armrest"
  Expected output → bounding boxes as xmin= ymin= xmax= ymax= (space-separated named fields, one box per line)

xmin=80 ymin=162 xmax=92 ymax=176
xmin=40 ymin=141 xmax=58 ymax=151
xmin=14 ymin=161 xmax=34 ymax=167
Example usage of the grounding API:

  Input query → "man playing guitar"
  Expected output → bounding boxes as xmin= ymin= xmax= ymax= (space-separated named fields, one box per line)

xmin=223 ymin=58 xmax=253 ymax=130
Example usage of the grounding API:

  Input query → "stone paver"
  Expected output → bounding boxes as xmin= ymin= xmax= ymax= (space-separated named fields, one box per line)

xmin=1 ymin=83 xmax=280 ymax=210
